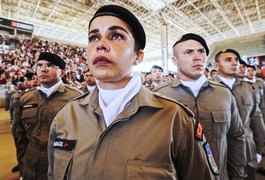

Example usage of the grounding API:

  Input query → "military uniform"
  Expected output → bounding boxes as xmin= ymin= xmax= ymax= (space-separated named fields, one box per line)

xmin=48 ymin=86 xmax=218 ymax=180
xmin=154 ymin=77 xmax=246 ymax=180
xmin=212 ymin=76 xmax=265 ymax=179
xmin=16 ymin=84 xmax=82 ymax=179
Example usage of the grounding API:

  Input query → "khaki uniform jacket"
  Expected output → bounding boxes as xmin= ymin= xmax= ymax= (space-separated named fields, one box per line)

xmin=212 ymin=76 xmax=265 ymax=168
xmin=48 ymin=86 xmax=218 ymax=180
xmin=16 ymin=84 xmax=82 ymax=179
xmin=255 ymin=78 xmax=265 ymax=123
xmin=154 ymin=77 xmax=246 ymax=180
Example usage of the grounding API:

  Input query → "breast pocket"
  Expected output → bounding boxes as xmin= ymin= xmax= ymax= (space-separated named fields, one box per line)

xmin=21 ymin=107 xmax=38 ymax=134
xmin=54 ymin=149 xmax=74 ymax=180
xmin=126 ymin=160 xmax=174 ymax=180
xmin=212 ymin=111 xmax=230 ymax=142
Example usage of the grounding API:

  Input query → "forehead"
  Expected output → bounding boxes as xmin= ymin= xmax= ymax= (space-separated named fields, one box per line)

xmin=36 ymin=60 xmax=51 ymax=64
xmin=175 ymin=40 xmax=204 ymax=50
xmin=89 ymin=16 xmax=132 ymax=33
xmin=218 ymin=52 xmax=238 ymax=59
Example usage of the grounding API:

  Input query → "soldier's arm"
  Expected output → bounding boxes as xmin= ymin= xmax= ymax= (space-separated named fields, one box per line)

xmin=15 ymin=99 xmax=28 ymax=176
xmin=172 ymin=109 xmax=218 ymax=180
xmin=250 ymin=85 xmax=265 ymax=154
xmin=227 ymin=96 xmax=247 ymax=179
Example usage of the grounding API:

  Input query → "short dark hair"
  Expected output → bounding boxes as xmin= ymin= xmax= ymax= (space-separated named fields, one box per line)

xmin=150 ymin=65 xmax=163 ymax=72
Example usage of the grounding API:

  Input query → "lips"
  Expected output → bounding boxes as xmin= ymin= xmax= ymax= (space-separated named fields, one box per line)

xmin=93 ymin=56 xmax=111 ymax=65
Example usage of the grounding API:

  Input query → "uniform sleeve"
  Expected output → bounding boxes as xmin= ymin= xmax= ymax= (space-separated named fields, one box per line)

xmin=15 ymin=99 xmax=28 ymax=176
xmin=250 ymin=85 xmax=265 ymax=154
xmin=47 ymin=118 xmax=56 ymax=180
xmin=171 ymin=108 xmax=218 ymax=180
xmin=227 ymin=96 xmax=247 ymax=179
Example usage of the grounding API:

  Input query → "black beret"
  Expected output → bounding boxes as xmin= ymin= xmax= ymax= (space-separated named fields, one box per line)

xmin=239 ymin=59 xmax=248 ymax=67
xmin=37 ymin=52 xmax=66 ymax=69
xmin=88 ymin=5 xmax=146 ymax=50
xmin=246 ymin=64 xmax=256 ymax=71
xmin=215 ymin=49 xmax=241 ymax=61
xmin=24 ymin=72 xmax=34 ymax=80
xmin=173 ymin=33 xmax=209 ymax=55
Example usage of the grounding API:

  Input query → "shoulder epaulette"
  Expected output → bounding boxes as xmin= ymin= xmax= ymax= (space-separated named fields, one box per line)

xmin=207 ymin=80 xmax=229 ymax=89
xmin=64 ymin=84 xmax=83 ymax=94
xmin=153 ymin=92 xmax=194 ymax=117
xmin=153 ymin=81 xmax=172 ymax=91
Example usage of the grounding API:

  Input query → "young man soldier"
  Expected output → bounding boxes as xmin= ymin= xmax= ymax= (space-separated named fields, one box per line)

xmin=212 ymin=49 xmax=265 ymax=180
xmin=154 ymin=33 xmax=246 ymax=179
xmin=48 ymin=5 xmax=218 ymax=180
xmin=15 ymin=52 xmax=82 ymax=179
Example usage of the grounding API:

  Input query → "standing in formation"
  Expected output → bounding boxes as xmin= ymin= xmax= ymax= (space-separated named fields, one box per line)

xmin=154 ymin=33 xmax=246 ymax=179
xmin=47 ymin=5 xmax=218 ymax=180
xmin=15 ymin=52 xmax=82 ymax=179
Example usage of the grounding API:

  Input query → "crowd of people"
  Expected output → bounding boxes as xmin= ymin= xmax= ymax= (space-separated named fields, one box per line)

xmin=0 ymin=4 xmax=265 ymax=180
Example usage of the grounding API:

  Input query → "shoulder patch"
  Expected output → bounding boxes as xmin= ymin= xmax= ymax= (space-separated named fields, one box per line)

xmin=203 ymin=142 xmax=219 ymax=175
xmin=195 ymin=121 xmax=203 ymax=141
xmin=153 ymin=92 xmax=194 ymax=117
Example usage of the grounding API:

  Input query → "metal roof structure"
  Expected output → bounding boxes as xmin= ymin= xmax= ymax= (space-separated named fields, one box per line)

xmin=1 ymin=0 xmax=265 ymax=62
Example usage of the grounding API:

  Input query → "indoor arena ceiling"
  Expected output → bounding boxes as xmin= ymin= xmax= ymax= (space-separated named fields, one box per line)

xmin=1 ymin=0 xmax=265 ymax=62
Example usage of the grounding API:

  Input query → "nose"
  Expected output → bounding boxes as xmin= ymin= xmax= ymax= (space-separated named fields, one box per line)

xmin=96 ymin=40 xmax=110 ymax=52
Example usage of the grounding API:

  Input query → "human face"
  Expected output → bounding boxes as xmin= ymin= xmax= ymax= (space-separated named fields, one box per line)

xmin=35 ymin=60 xmax=62 ymax=88
xmin=87 ymin=16 xmax=144 ymax=89
xmin=214 ymin=52 xmax=239 ymax=79
xmin=236 ymin=64 xmax=247 ymax=78
xmin=85 ymin=72 xmax=96 ymax=86
xmin=246 ymin=67 xmax=256 ymax=80
xmin=151 ymin=68 xmax=163 ymax=83
xmin=172 ymin=40 xmax=207 ymax=81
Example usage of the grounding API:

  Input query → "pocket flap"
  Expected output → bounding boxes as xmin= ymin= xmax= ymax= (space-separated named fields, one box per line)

xmin=212 ymin=111 xmax=229 ymax=123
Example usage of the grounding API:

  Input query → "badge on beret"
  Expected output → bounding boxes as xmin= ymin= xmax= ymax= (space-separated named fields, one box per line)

xmin=53 ymin=138 xmax=76 ymax=151
xmin=195 ymin=121 xmax=203 ymax=141
xmin=203 ymin=142 xmax=219 ymax=175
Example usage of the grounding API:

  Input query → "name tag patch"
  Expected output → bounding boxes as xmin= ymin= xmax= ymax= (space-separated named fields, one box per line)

xmin=23 ymin=104 xmax=38 ymax=109
xmin=53 ymin=138 xmax=76 ymax=151
xmin=203 ymin=142 xmax=219 ymax=175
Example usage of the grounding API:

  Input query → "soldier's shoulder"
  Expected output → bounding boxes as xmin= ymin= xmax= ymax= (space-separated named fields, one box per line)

xmin=207 ymin=80 xmax=229 ymax=90
xmin=153 ymin=91 xmax=194 ymax=117
xmin=64 ymin=84 xmax=83 ymax=94
xmin=20 ymin=88 xmax=37 ymax=98
xmin=154 ymin=81 xmax=173 ymax=91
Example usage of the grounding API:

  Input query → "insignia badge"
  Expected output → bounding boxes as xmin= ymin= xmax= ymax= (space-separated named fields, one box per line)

xmin=53 ymin=138 xmax=77 ymax=151
xmin=195 ymin=121 xmax=203 ymax=141
xmin=203 ymin=142 xmax=219 ymax=175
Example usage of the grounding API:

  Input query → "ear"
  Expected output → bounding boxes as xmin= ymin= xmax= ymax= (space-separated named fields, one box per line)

xmin=59 ymin=69 xmax=66 ymax=77
xmin=134 ymin=50 xmax=144 ymax=65
xmin=172 ymin=56 xmax=178 ymax=66
xmin=214 ymin=62 xmax=219 ymax=70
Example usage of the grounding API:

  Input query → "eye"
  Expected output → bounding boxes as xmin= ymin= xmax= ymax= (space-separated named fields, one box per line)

xmin=184 ymin=50 xmax=193 ymax=54
xmin=88 ymin=35 xmax=99 ymax=42
xmin=36 ymin=63 xmax=42 ymax=69
xmin=111 ymin=33 xmax=123 ymax=40
xmin=46 ymin=63 xmax=55 ymax=69
xmin=198 ymin=49 xmax=205 ymax=54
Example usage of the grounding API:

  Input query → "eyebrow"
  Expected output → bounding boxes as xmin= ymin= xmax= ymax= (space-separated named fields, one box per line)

xmin=88 ymin=25 xmax=128 ymax=35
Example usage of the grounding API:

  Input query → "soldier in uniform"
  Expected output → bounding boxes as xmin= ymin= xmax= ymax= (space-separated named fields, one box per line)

xmin=48 ymin=5 xmax=218 ymax=180
xmin=15 ymin=52 xmax=83 ymax=179
xmin=154 ymin=33 xmax=246 ymax=180
xmin=212 ymin=49 xmax=265 ymax=180
xmin=147 ymin=65 xmax=164 ymax=91
xmin=79 ymin=70 xmax=96 ymax=93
